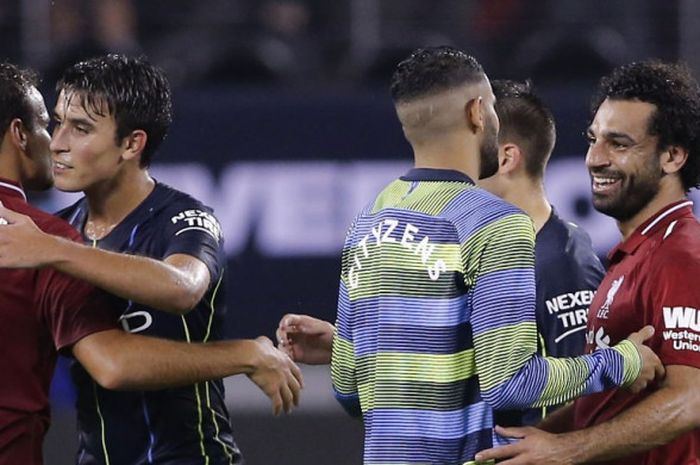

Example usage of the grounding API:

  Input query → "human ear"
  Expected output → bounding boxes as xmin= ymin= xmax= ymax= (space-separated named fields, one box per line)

xmin=499 ymin=143 xmax=522 ymax=174
xmin=121 ymin=130 xmax=148 ymax=162
xmin=660 ymin=145 xmax=688 ymax=175
xmin=465 ymin=96 xmax=484 ymax=133
xmin=9 ymin=118 xmax=28 ymax=151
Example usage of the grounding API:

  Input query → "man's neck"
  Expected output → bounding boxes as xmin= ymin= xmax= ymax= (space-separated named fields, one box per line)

xmin=618 ymin=189 xmax=687 ymax=240
xmin=502 ymin=180 xmax=551 ymax=233
xmin=413 ymin=141 xmax=480 ymax=181
xmin=85 ymin=169 xmax=155 ymax=231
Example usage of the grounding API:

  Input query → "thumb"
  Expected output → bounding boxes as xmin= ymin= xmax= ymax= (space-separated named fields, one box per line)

xmin=629 ymin=325 xmax=655 ymax=344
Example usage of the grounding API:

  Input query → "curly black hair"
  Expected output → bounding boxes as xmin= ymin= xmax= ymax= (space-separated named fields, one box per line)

xmin=390 ymin=46 xmax=484 ymax=103
xmin=492 ymin=79 xmax=556 ymax=179
xmin=57 ymin=54 xmax=173 ymax=167
xmin=0 ymin=62 xmax=38 ymax=137
xmin=591 ymin=61 xmax=700 ymax=191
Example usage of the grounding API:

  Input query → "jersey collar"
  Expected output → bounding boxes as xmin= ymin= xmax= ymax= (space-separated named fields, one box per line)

xmin=400 ymin=168 xmax=474 ymax=184
xmin=608 ymin=199 xmax=694 ymax=263
xmin=0 ymin=178 xmax=27 ymax=201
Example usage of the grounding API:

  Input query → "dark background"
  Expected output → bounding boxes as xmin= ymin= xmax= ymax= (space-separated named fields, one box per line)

xmin=4 ymin=1 xmax=700 ymax=463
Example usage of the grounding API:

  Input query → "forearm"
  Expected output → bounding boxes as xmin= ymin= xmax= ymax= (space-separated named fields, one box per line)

xmin=47 ymin=236 xmax=204 ymax=314
xmin=537 ymin=403 xmax=575 ymax=433
xmin=74 ymin=330 xmax=261 ymax=390
xmin=478 ymin=333 xmax=639 ymax=410
xmin=560 ymin=386 xmax=697 ymax=463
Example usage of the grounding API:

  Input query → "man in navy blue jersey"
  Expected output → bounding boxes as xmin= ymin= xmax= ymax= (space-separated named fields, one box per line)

xmin=276 ymin=81 xmax=605 ymax=427
xmin=478 ymin=79 xmax=605 ymax=425
xmin=0 ymin=55 xmax=302 ymax=465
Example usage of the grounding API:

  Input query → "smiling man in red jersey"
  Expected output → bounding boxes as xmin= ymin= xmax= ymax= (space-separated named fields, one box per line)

xmin=476 ymin=61 xmax=700 ymax=465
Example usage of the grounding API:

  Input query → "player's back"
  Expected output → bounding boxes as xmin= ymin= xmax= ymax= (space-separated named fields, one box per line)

xmin=333 ymin=168 xmax=535 ymax=464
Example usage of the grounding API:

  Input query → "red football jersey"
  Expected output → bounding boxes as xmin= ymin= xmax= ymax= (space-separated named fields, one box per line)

xmin=574 ymin=200 xmax=700 ymax=465
xmin=0 ymin=179 xmax=118 ymax=465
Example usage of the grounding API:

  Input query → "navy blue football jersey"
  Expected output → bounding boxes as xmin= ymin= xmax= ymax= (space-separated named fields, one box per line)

xmin=496 ymin=209 xmax=604 ymax=427
xmin=59 ymin=182 xmax=242 ymax=465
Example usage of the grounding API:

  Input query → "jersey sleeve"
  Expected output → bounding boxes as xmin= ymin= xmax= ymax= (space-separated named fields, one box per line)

xmin=331 ymin=220 xmax=361 ymax=417
xmin=467 ymin=213 xmax=641 ymax=410
xmin=162 ymin=204 xmax=225 ymax=283
xmin=37 ymin=268 xmax=120 ymax=353
xmin=650 ymin=248 xmax=700 ymax=368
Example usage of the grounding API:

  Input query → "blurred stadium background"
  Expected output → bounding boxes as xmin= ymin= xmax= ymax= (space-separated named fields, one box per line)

xmin=3 ymin=0 xmax=700 ymax=463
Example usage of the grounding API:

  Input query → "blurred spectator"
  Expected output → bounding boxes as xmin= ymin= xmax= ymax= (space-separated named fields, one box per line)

xmin=45 ymin=0 xmax=139 ymax=82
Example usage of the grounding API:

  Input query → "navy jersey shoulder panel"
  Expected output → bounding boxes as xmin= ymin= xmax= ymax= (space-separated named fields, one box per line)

xmin=148 ymin=182 xmax=225 ymax=283
xmin=534 ymin=211 xmax=604 ymax=357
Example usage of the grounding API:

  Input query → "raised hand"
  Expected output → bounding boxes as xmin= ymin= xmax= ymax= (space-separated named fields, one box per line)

xmin=276 ymin=313 xmax=335 ymax=365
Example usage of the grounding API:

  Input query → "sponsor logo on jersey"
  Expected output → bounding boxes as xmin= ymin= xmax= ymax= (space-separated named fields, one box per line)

xmin=545 ymin=290 xmax=594 ymax=342
xmin=595 ymin=275 xmax=624 ymax=320
xmin=171 ymin=209 xmax=222 ymax=242
xmin=119 ymin=310 xmax=153 ymax=333
xmin=662 ymin=306 xmax=700 ymax=352
xmin=586 ymin=326 xmax=611 ymax=349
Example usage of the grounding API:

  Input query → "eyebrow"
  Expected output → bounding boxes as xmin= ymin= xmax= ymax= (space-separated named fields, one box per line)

xmin=587 ymin=127 xmax=638 ymax=145
xmin=53 ymin=112 xmax=97 ymax=129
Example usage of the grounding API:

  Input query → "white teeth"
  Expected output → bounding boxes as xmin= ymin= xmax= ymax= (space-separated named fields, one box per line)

xmin=54 ymin=161 xmax=70 ymax=169
xmin=593 ymin=176 xmax=618 ymax=185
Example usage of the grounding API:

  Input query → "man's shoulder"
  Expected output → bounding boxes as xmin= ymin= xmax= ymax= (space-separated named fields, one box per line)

xmin=152 ymin=182 xmax=215 ymax=217
xmin=653 ymin=215 xmax=700 ymax=254
xmin=15 ymin=199 xmax=81 ymax=241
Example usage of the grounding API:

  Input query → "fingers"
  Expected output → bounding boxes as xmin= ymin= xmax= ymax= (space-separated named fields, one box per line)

xmin=655 ymin=356 xmax=667 ymax=381
xmin=270 ymin=392 xmax=283 ymax=416
xmin=628 ymin=325 xmax=655 ymax=344
xmin=280 ymin=382 xmax=295 ymax=414
xmin=494 ymin=425 xmax=531 ymax=439
xmin=474 ymin=442 xmax=520 ymax=462
xmin=289 ymin=359 xmax=304 ymax=389
xmin=0 ymin=203 xmax=30 ymax=224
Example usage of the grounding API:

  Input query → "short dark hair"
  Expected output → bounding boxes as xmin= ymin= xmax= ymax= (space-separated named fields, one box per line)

xmin=492 ymin=79 xmax=556 ymax=179
xmin=0 ymin=63 xmax=38 ymax=136
xmin=390 ymin=46 xmax=485 ymax=103
xmin=591 ymin=61 xmax=700 ymax=191
xmin=57 ymin=54 xmax=173 ymax=167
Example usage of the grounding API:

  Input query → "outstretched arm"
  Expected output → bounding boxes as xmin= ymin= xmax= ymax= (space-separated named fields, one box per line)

xmin=72 ymin=329 xmax=304 ymax=415
xmin=475 ymin=365 xmax=699 ymax=464
xmin=0 ymin=204 xmax=209 ymax=314
xmin=276 ymin=313 xmax=335 ymax=364
xmin=468 ymin=214 xmax=663 ymax=411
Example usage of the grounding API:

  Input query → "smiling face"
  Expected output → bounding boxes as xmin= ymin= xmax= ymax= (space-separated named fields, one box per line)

xmin=585 ymin=98 xmax=664 ymax=221
xmin=50 ymin=90 xmax=127 ymax=193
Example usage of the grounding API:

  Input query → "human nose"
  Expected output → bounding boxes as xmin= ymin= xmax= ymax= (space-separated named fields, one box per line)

xmin=49 ymin=125 xmax=67 ymax=153
xmin=585 ymin=140 xmax=610 ymax=171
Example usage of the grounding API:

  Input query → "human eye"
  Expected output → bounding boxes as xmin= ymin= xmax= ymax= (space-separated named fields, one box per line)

xmin=584 ymin=132 xmax=596 ymax=145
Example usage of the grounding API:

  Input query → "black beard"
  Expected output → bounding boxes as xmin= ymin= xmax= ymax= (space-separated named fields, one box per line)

xmin=591 ymin=172 xmax=661 ymax=221
xmin=478 ymin=140 xmax=499 ymax=179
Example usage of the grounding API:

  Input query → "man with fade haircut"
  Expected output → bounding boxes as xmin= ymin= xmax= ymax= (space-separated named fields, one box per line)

xmin=0 ymin=62 xmax=301 ymax=465
xmin=0 ymin=55 xmax=302 ymax=465
xmin=326 ymin=46 xmax=662 ymax=465
xmin=478 ymin=79 xmax=605 ymax=426
xmin=276 ymin=80 xmax=606 ymax=429
xmin=476 ymin=61 xmax=700 ymax=465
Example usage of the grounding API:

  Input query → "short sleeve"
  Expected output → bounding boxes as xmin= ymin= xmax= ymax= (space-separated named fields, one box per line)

xmin=161 ymin=205 xmax=225 ymax=282
xmin=37 ymin=269 xmax=121 ymax=353
xmin=650 ymin=252 xmax=700 ymax=368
